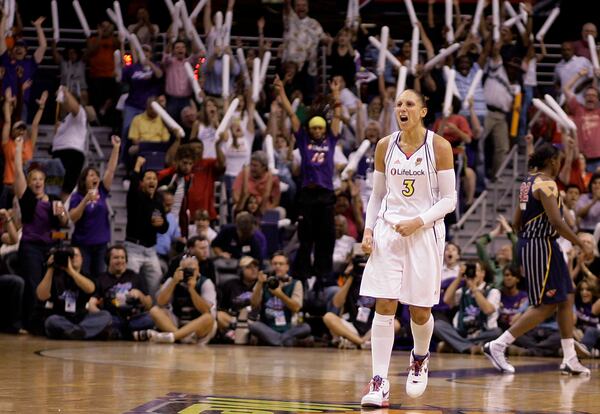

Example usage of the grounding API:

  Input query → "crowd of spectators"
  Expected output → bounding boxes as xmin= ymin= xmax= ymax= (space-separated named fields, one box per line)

xmin=0 ymin=0 xmax=599 ymax=356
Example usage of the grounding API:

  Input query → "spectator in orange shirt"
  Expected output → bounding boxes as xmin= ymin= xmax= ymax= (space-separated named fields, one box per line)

xmin=1 ymin=89 xmax=47 ymax=208
xmin=85 ymin=21 xmax=119 ymax=124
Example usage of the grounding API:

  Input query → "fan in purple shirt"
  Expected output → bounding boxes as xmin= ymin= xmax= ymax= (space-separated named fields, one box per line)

xmin=69 ymin=136 xmax=122 ymax=280
xmin=498 ymin=264 xmax=529 ymax=331
xmin=120 ymin=44 xmax=164 ymax=139
xmin=273 ymin=75 xmax=343 ymax=282
xmin=0 ymin=17 xmax=47 ymax=121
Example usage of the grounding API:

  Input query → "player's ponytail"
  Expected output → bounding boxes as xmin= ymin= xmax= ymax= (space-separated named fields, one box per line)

xmin=528 ymin=143 xmax=559 ymax=170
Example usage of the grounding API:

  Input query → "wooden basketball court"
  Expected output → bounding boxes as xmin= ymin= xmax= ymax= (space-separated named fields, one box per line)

xmin=0 ymin=334 xmax=597 ymax=413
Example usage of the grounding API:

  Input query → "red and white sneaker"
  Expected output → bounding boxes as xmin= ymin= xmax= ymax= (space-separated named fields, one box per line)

xmin=361 ymin=375 xmax=390 ymax=408
xmin=406 ymin=351 xmax=429 ymax=398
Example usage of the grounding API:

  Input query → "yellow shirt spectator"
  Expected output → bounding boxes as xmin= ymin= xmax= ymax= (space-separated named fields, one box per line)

xmin=128 ymin=112 xmax=170 ymax=143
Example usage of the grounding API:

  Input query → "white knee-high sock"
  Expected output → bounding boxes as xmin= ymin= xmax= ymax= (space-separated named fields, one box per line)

xmin=411 ymin=314 xmax=434 ymax=357
xmin=371 ymin=312 xmax=395 ymax=378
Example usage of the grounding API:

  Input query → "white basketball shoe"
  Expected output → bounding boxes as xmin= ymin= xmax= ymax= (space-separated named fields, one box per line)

xmin=361 ymin=375 xmax=390 ymax=408
xmin=483 ymin=342 xmax=516 ymax=373
xmin=406 ymin=351 xmax=430 ymax=398
xmin=559 ymin=357 xmax=591 ymax=376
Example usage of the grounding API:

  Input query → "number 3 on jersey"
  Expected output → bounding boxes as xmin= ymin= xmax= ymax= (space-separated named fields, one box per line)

xmin=402 ymin=179 xmax=415 ymax=197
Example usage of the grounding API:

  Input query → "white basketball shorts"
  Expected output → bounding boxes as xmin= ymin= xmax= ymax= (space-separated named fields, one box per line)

xmin=360 ymin=219 xmax=445 ymax=307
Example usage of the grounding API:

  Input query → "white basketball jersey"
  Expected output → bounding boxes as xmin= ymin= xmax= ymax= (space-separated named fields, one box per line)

xmin=378 ymin=129 xmax=440 ymax=227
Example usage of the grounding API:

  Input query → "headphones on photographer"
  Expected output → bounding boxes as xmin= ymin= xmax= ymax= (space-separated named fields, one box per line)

xmin=105 ymin=245 xmax=128 ymax=266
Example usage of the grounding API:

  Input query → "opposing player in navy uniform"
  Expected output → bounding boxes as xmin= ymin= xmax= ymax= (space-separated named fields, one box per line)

xmin=359 ymin=89 xmax=457 ymax=407
xmin=484 ymin=143 xmax=590 ymax=375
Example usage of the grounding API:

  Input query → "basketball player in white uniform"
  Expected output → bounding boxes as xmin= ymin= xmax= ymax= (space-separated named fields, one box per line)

xmin=360 ymin=90 xmax=456 ymax=408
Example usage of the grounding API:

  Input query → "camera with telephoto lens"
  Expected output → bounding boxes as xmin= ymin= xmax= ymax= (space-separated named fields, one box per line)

xmin=266 ymin=275 xmax=280 ymax=290
xmin=182 ymin=267 xmax=195 ymax=282
xmin=50 ymin=243 xmax=75 ymax=268
xmin=125 ymin=295 xmax=141 ymax=307
xmin=464 ymin=263 xmax=477 ymax=279
xmin=265 ymin=271 xmax=279 ymax=290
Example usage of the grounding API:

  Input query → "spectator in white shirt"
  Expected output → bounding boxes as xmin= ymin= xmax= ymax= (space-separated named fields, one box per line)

xmin=51 ymin=86 xmax=87 ymax=201
xmin=188 ymin=209 xmax=218 ymax=243
xmin=332 ymin=215 xmax=356 ymax=274
xmin=554 ymin=41 xmax=594 ymax=104
xmin=482 ymin=43 xmax=519 ymax=177
xmin=127 ymin=8 xmax=159 ymax=46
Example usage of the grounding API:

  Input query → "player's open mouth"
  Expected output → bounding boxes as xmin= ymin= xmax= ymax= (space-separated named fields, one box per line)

xmin=399 ymin=115 xmax=408 ymax=122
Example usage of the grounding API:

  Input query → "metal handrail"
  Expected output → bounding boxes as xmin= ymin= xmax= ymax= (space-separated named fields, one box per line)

xmin=453 ymin=190 xmax=489 ymax=250
xmin=87 ymin=126 xmax=105 ymax=161
xmin=454 ymin=143 xmax=519 ymax=229
xmin=455 ymin=189 xmax=488 ymax=229
xmin=493 ymin=143 xmax=520 ymax=182
xmin=452 ymin=140 xmax=525 ymax=253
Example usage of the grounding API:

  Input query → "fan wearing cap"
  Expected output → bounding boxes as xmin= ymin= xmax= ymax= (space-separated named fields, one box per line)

xmin=1 ymin=89 xmax=47 ymax=208
xmin=0 ymin=15 xmax=47 ymax=121
xmin=273 ymin=74 xmax=342 ymax=281
xmin=217 ymin=256 xmax=259 ymax=337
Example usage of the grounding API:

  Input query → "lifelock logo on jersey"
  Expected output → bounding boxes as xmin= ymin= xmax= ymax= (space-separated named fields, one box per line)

xmin=390 ymin=168 xmax=425 ymax=176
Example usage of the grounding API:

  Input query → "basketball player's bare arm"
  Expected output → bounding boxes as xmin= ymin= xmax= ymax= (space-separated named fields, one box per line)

xmin=361 ymin=135 xmax=392 ymax=254
xmin=536 ymin=178 xmax=582 ymax=248
xmin=512 ymin=206 xmax=522 ymax=233
xmin=432 ymin=134 xmax=454 ymax=170
xmin=394 ymin=135 xmax=455 ymax=237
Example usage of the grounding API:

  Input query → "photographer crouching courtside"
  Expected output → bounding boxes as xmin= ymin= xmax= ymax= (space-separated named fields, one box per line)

xmin=248 ymin=252 xmax=312 ymax=346
xmin=88 ymin=245 xmax=155 ymax=340
xmin=433 ymin=260 xmax=502 ymax=354
xmin=139 ymin=255 xmax=217 ymax=344
xmin=37 ymin=246 xmax=111 ymax=340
